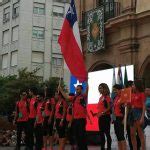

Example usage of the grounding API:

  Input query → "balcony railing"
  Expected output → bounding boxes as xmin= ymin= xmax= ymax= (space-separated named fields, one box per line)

xmin=80 ymin=2 xmax=121 ymax=30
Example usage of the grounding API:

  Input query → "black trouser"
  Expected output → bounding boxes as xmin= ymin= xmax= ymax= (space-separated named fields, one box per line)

xmin=66 ymin=121 xmax=76 ymax=145
xmin=43 ymin=116 xmax=54 ymax=136
xmin=114 ymin=117 xmax=125 ymax=141
xmin=127 ymin=125 xmax=141 ymax=150
xmin=35 ymin=124 xmax=43 ymax=150
xmin=28 ymin=118 xmax=36 ymax=150
xmin=16 ymin=121 xmax=30 ymax=149
xmin=73 ymin=118 xmax=88 ymax=150
xmin=98 ymin=115 xmax=112 ymax=150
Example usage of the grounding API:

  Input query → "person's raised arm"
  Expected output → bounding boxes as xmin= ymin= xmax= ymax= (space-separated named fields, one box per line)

xmin=58 ymin=86 xmax=69 ymax=100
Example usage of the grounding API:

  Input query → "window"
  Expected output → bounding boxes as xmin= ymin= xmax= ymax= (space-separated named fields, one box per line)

xmin=12 ymin=26 xmax=19 ymax=42
xmin=3 ymin=30 xmax=9 ymax=45
xmin=97 ymin=0 xmax=111 ymax=5
xmin=52 ymin=57 xmax=63 ymax=66
xmin=3 ymin=7 xmax=10 ymax=23
xmin=53 ymin=34 xmax=59 ymax=41
xmin=53 ymin=6 xmax=64 ymax=17
xmin=32 ymin=27 xmax=45 ymax=39
xmin=13 ymin=2 xmax=19 ymax=18
xmin=32 ymin=51 xmax=44 ymax=63
xmin=11 ymin=51 xmax=18 ymax=66
xmin=33 ymin=3 xmax=45 ymax=15
xmin=2 ymin=54 xmax=8 ymax=69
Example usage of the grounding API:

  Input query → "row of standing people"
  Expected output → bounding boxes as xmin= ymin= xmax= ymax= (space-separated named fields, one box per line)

xmin=61 ymin=80 xmax=149 ymax=150
xmin=14 ymin=85 xmax=91 ymax=150
xmin=93 ymin=80 xmax=149 ymax=150
xmin=14 ymin=80 xmax=150 ymax=150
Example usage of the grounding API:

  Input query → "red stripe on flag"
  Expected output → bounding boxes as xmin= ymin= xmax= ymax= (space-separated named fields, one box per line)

xmin=58 ymin=19 xmax=87 ymax=82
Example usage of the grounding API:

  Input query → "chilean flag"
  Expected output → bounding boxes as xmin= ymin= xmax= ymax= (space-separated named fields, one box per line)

xmin=58 ymin=0 xmax=87 ymax=82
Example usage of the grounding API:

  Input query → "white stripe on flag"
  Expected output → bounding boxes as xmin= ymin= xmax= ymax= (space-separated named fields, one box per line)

xmin=73 ymin=22 xmax=82 ymax=51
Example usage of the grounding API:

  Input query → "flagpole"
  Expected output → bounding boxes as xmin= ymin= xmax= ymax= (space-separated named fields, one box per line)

xmin=58 ymin=60 xmax=64 ymax=93
xmin=124 ymin=105 xmax=127 ymax=134
xmin=124 ymin=65 xmax=128 ymax=135
xmin=44 ymin=85 xmax=47 ymax=98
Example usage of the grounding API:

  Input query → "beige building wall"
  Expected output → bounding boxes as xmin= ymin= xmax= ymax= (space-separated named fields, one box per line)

xmin=136 ymin=0 xmax=150 ymax=13
xmin=76 ymin=0 xmax=150 ymax=86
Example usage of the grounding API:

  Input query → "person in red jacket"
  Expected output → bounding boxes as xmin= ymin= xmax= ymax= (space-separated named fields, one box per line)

xmin=126 ymin=81 xmax=141 ymax=150
xmin=34 ymin=91 xmax=45 ymax=150
xmin=129 ymin=80 xmax=146 ymax=150
xmin=28 ymin=87 xmax=38 ymax=150
xmin=14 ymin=89 xmax=30 ymax=150
xmin=113 ymin=84 xmax=126 ymax=150
xmin=43 ymin=95 xmax=55 ymax=150
xmin=59 ymin=85 xmax=91 ymax=150
xmin=55 ymin=92 xmax=67 ymax=150
xmin=96 ymin=83 xmax=112 ymax=150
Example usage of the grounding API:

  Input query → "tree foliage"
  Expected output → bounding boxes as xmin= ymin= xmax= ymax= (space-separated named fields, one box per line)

xmin=0 ymin=68 xmax=66 ymax=115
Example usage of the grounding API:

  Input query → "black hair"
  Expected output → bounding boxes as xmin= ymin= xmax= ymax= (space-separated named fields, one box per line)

xmin=69 ymin=93 xmax=75 ymax=96
xmin=29 ymin=86 xmax=38 ymax=95
xmin=45 ymin=87 xmax=52 ymax=98
xmin=113 ymin=84 xmax=122 ymax=90
xmin=38 ymin=91 xmax=45 ymax=98
xmin=126 ymin=80 xmax=133 ymax=88
xmin=20 ymin=88 xmax=27 ymax=95
xmin=134 ymin=80 xmax=144 ymax=92
xmin=77 ymin=85 xmax=83 ymax=90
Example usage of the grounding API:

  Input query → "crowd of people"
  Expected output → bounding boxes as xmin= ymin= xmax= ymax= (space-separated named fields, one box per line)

xmin=0 ymin=130 xmax=17 ymax=146
xmin=13 ymin=80 xmax=150 ymax=150
xmin=13 ymin=85 xmax=90 ymax=150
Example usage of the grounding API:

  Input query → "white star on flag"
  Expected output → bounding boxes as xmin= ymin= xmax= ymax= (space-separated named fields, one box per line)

xmin=74 ymin=80 xmax=82 ymax=88
xmin=68 ymin=5 xmax=74 ymax=15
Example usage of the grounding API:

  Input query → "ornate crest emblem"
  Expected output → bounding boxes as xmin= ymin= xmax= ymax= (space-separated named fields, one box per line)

xmin=87 ymin=7 xmax=105 ymax=52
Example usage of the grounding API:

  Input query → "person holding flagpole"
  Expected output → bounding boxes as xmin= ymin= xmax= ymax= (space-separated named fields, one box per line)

xmin=129 ymin=80 xmax=146 ymax=150
xmin=58 ymin=0 xmax=90 ymax=149
xmin=126 ymin=81 xmax=141 ymax=150
xmin=113 ymin=84 xmax=126 ymax=150
xmin=58 ymin=84 xmax=91 ymax=150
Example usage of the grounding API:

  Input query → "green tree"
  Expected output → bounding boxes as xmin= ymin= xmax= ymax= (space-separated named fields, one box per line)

xmin=0 ymin=68 xmax=67 ymax=116
xmin=0 ymin=68 xmax=40 ymax=115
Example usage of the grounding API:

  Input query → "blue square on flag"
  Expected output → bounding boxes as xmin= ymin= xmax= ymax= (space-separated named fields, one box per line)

xmin=70 ymin=75 xmax=87 ymax=93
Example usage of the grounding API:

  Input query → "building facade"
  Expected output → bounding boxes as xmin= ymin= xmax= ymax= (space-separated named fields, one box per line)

xmin=76 ymin=0 xmax=150 ymax=87
xmin=0 ymin=0 xmax=70 ymax=87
